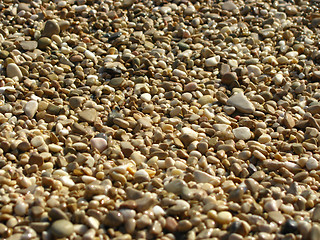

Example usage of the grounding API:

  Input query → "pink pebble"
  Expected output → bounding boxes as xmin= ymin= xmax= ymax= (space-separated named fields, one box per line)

xmin=90 ymin=138 xmax=108 ymax=152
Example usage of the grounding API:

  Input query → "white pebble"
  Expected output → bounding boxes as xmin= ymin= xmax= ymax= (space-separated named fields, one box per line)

xmin=141 ymin=93 xmax=151 ymax=102
xmin=85 ymin=50 xmax=95 ymax=60
xmin=306 ymin=157 xmax=318 ymax=171
xmin=205 ymin=56 xmax=220 ymax=67
xmin=14 ymin=201 xmax=28 ymax=216
xmin=60 ymin=176 xmax=75 ymax=187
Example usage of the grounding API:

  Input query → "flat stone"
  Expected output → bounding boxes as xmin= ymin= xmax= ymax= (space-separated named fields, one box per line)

xmin=109 ymin=77 xmax=125 ymax=87
xmin=233 ymin=127 xmax=251 ymax=140
xmin=20 ymin=41 xmax=38 ymax=51
xmin=7 ymin=63 xmax=23 ymax=80
xmin=194 ymin=170 xmax=217 ymax=183
xmin=69 ymin=96 xmax=85 ymax=109
xmin=50 ymin=220 xmax=73 ymax=238
xmin=227 ymin=92 xmax=255 ymax=114
xmin=78 ymin=108 xmax=97 ymax=123
xmin=268 ymin=211 xmax=285 ymax=224
xmin=43 ymin=20 xmax=60 ymax=37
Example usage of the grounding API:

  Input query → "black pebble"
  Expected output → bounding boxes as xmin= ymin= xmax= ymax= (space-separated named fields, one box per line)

xmin=281 ymin=219 xmax=298 ymax=234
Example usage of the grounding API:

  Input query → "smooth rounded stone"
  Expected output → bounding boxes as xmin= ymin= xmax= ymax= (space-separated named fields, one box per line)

xmin=0 ymin=50 xmax=9 ymax=59
xmin=312 ymin=205 xmax=320 ymax=222
xmin=122 ymin=0 xmax=135 ymax=9
xmin=223 ymin=106 xmax=236 ymax=115
xmin=221 ymin=72 xmax=238 ymax=85
xmin=306 ymin=157 xmax=318 ymax=170
xmin=177 ymin=220 xmax=192 ymax=232
xmin=135 ymin=196 xmax=157 ymax=212
xmin=309 ymin=224 xmax=320 ymax=240
xmin=134 ymin=169 xmax=150 ymax=183
xmin=104 ymin=211 xmax=124 ymax=228
xmin=31 ymin=136 xmax=45 ymax=147
xmin=268 ymin=211 xmax=285 ymax=224
xmin=194 ymin=170 xmax=217 ymax=183
xmin=20 ymin=41 xmax=38 ymax=51
xmin=43 ymin=20 xmax=60 ymax=37
xmin=198 ymin=95 xmax=214 ymax=106
xmin=167 ymin=204 xmax=189 ymax=216
xmin=281 ymin=219 xmax=298 ymax=234
xmin=164 ymin=179 xmax=187 ymax=195
xmin=264 ymin=199 xmax=278 ymax=212
xmin=50 ymin=220 xmax=74 ymax=238
xmin=38 ymin=37 xmax=52 ymax=49
xmin=216 ymin=211 xmax=232 ymax=225
xmin=182 ymin=93 xmax=193 ymax=102
xmin=205 ymin=56 xmax=220 ymax=67
xmin=233 ymin=127 xmax=251 ymax=140
xmin=90 ymin=137 xmax=108 ymax=152
xmin=165 ymin=217 xmax=178 ymax=232
xmin=17 ymin=141 xmax=31 ymax=152
xmin=140 ymin=93 xmax=151 ymax=102
xmin=136 ymin=215 xmax=152 ymax=229
xmin=247 ymin=65 xmax=261 ymax=77
xmin=227 ymin=92 xmax=255 ymax=114
xmin=253 ymin=150 xmax=266 ymax=161
xmin=258 ymin=134 xmax=271 ymax=144
xmin=79 ymin=108 xmax=97 ymax=123
xmin=222 ymin=1 xmax=238 ymax=11
xmin=109 ymin=77 xmax=125 ymax=87
xmin=48 ymin=208 xmax=68 ymax=221
xmin=184 ymin=82 xmax=197 ymax=92
xmin=7 ymin=63 xmax=23 ymax=80
xmin=245 ymin=178 xmax=260 ymax=193
xmin=172 ymin=69 xmax=187 ymax=78
xmin=14 ymin=201 xmax=28 ymax=216
xmin=179 ymin=127 xmax=198 ymax=146
xmin=24 ymin=100 xmax=38 ymax=119
xmin=130 ymin=151 xmax=147 ymax=165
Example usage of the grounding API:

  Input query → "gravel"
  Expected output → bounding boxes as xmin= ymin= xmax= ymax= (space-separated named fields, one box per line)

xmin=1 ymin=0 xmax=320 ymax=240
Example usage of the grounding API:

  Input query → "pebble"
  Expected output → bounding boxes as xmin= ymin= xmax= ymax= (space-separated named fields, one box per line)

xmin=216 ymin=211 xmax=233 ymax=224
xmin=24 ymin=100 xmax=38 ymax=119
xmin=233 ymin=127 xmax=251 ymax=140
xmin=50 ymin=220 xmax=74 ymax=238
xmin=7 ymin=63 xmax=23 ymax=80
xmin=20 ymin=41 xmax=38 ymax=51
xmin=0 ymin=1 xmax=320 ymax=239
xmin=42 ymin=20 xmax=60 ymax=37
xmin=227 ymin=92 xmax=255 ymax=114
xmin=221 ymin=72 xmax=238 ymax=85
xmin=90 ymin=137 xmax=108 ymax=152
xmin=14 ymin=201 xmax=28 ymax=216
xmin=79 ymin=108 xmax=97 ymax=123
xmin=179 ymin=127 xmax=198 ymax=146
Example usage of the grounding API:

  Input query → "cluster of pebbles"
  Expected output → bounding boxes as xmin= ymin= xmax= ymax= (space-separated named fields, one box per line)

xmin=2 ymin=0 xmax=320 ymax=239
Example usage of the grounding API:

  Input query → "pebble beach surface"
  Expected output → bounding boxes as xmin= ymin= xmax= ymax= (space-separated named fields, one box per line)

xmin=1 ymin=0 xmax=320 ymax=239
